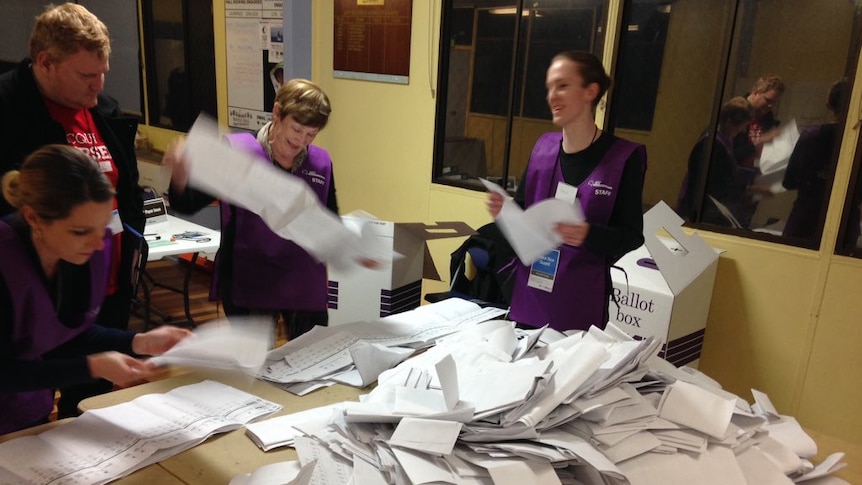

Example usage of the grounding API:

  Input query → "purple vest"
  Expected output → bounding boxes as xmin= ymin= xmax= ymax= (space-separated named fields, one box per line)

xmin=222 ymin=133 xmax=333 ymax=311
xmin=0 ymin=221 xmax=109 ymax=434
xmin=509 ymin=132 xmax=642 ymax=332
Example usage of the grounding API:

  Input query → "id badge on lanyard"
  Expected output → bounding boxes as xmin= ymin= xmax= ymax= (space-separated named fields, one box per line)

xmin=527 ymin=249 xmax=560 ymax=292
xmin=527 ymin=181 xmax=577 ymax=292
xmin=107 ymin=209 xmax=124 ymax=235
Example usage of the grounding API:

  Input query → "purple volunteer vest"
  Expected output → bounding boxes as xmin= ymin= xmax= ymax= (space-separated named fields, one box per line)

xmin=0 ymin=221 xmax=109 ymax=434
xmin=222 ymin=133 xmax=333 ymax=311
xmin=509 ymin=132 xmax=641 ymax=332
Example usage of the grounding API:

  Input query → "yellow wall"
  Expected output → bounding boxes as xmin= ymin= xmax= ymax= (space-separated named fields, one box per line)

xmin=138 ymin=1 xmax=862 ymax=446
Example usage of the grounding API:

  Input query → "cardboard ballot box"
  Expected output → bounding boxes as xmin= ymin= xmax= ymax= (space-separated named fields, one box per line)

xmin=327 ymin=218 xmax=475 ymax=326
xmin=608 ymin=202 xmax=721 ymax=367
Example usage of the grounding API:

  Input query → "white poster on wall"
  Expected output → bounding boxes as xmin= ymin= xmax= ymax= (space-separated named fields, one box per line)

xmin=226 ymin=0 xmax=285 ymax=131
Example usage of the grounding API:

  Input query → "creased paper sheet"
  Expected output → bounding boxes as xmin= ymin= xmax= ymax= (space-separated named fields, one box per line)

xmin=757 ymin=118 xmax=800 ymax=193
xmin=150 ymin=318 xmax=271 ymax=374
xmin=183 ymin=115 xmax=392 ymax=271
xmin=480 ymin=178 xmax=583 ymax=265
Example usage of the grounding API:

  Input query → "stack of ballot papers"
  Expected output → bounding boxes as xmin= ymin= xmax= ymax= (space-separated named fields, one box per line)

xmin=0 ymin=381 xmax=281 ymax=485
xmin=244 ymin=321 xmax=849 ymax=485
xmin=257 ymin=298 xmax=507 ymax=395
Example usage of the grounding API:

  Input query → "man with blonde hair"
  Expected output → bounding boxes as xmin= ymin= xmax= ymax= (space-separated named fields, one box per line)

xmin=735 ymin=74 xmax=786 ymax=169
xmin=0 ymin=2 xmax=143 ymax=418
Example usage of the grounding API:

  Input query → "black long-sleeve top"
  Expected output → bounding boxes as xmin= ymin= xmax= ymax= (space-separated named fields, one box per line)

xmin=0 ymin=216 xmax=136 ymax=392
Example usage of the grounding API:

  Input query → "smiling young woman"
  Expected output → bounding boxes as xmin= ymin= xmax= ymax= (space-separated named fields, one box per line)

xmin=486 ymin=51 xmax=648 ymax=333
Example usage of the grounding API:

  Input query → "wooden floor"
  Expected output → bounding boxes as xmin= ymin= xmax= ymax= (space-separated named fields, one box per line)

xmin=129 ymin=257 xmax=223 ymax=332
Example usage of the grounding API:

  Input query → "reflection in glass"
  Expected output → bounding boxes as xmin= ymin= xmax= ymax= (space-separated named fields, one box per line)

xmin=612 ymin=0 xmax=859 ymax=247
xmin=677 ymin=97 xmax=754 ymax=228
xmin=433 ymin=0 xmax=861 ymax=250
xmin=782 ymin=81 xmax=850 ymax=242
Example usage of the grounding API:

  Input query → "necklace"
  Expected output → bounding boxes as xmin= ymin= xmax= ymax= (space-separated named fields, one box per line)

xmin=562 ymin=124 xmax=600 ymax=154
xmin=587 ymin=124 xmax=600 ymax=149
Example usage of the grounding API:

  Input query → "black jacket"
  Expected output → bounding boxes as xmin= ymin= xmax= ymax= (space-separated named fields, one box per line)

xmin=0 ymin=59 xmax=142 ymax=231
xmin=0 ymin=59 xmax=143 ymax=329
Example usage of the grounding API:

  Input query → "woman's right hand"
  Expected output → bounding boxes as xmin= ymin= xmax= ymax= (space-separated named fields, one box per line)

xmin=87 ymin=351 xmax=155 ymax=388
xmin=486 ymin=192 xmax=504 ymax=218
xmin=162 ymin=138 xmax=189 ymax=194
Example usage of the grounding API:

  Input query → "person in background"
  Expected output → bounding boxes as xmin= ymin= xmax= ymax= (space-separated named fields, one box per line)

xmin=0 ymin=145 xmax=190 ymax=435
xmin=486 ymin=51 xmax=647 ymax=332
xmin=782 ymin=80 xmax=850 ymax=241
xmin=0 ymin=3 xmax=144 ymax=418
xmin=729 ymin=74 xmax=785 ymax=228
xmin=678 ymin=97 xmax=756 ymax=227
xmin=167 ymin=79 xmax=338 ymax=341
xmin=735 ymin=74 xmax=786 ymax=169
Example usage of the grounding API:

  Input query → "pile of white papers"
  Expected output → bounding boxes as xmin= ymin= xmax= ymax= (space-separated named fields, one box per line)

xmin=0 ymin=381 xmax=281 ymax=485
xmin=257 ymin=298 xmax=507 ymax=395
xmin=245 ymin=322 xmax=848 ymax=485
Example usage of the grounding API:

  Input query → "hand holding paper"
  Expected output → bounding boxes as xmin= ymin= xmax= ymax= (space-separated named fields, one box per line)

xmin=480 ymin=178 xmax=584 ymax=265
xmin=182 ymin=115 xmax=392 ymax=271
xmin=149 ymin=318 xmax=272 ymax=374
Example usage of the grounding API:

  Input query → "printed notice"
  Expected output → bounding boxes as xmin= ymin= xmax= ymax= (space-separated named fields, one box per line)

xmin=333 ymin=0 xmax=412 ymax=84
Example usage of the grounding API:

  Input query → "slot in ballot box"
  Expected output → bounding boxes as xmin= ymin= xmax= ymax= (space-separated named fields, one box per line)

xmin=608 ymin=201 xmax=722 ymax=368
xmin=327 ymin=218 xmax=475 ymax=326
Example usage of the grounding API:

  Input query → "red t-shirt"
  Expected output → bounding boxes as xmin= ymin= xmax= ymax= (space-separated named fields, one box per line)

xmin=45 ymin=98 xmax=122 ymax=296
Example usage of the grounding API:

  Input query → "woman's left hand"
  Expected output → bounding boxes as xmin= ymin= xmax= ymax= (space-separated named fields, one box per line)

xmin=132 ymin=326 xmax=194 ymax=356
xmin=556 ymin=222 xmax=590 ymax=247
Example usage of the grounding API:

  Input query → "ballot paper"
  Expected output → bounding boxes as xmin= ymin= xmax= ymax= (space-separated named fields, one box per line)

xmin=0 ymin=381 xmax=281 ymax=485
xmin=150 ymin=318 xmax=272 ymax=374
xmin=757 ymin=118 xmax=800 ymax=194
xmin=658 ymin=380 xmax=736 ymax=439
xmin=764 ymin=416 xmax=818 ymax=459
xmin=183 ymin=115 xmax=391 ymax=271
xmin=238 ymin=320 xmax=848 ymax=485
xmin=480 ymin=178 xmax=584 ymax=265
xmin=259 ymin=298 xmax=506 ymax=391
xmin=246 ymin=402 xmax=360 ymax=451
xmin=390 ymin=417 xmax=462 ymax=455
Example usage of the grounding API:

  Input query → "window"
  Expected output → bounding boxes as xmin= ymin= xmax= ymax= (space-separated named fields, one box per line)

xmin=433 ymin=0 xmax=861 ymax=250
xmin=141 ymin=0 xmax=217 ymax=132
xmin=659 ymin=0 xmax=859 ymax=247
xmin=433 ymin=1 xmax=608 ymax=190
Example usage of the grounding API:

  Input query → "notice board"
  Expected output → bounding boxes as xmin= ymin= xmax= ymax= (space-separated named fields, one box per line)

xmin=225 ymin=0 xmax=285 ymax=130
xmin=333 ymin=0 xmax=412 ymax=84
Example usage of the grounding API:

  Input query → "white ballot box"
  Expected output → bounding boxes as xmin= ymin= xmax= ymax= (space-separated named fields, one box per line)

xmin=327 ymin=218 xmax=474 ymax=326
xmin=608 ymin=202 xmax=722 ymax=368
